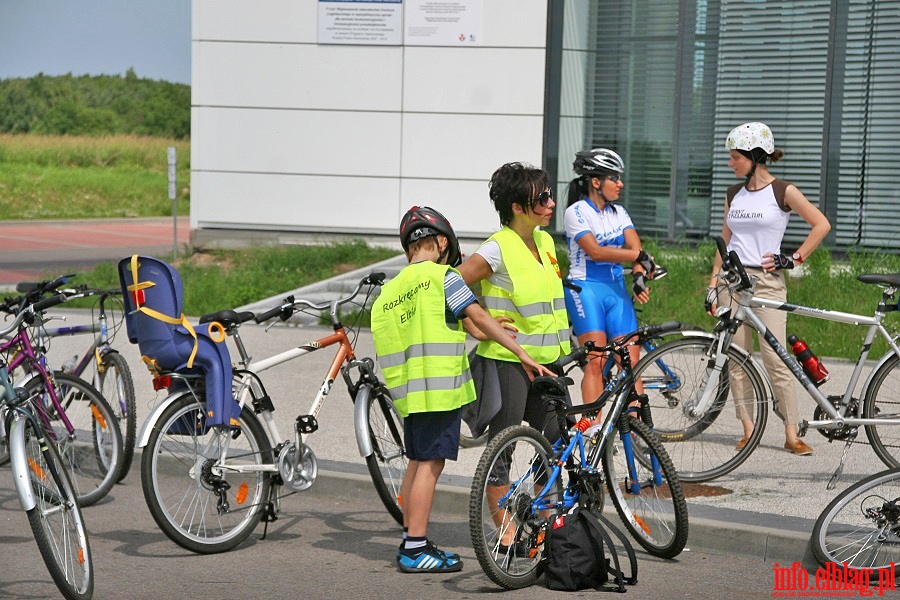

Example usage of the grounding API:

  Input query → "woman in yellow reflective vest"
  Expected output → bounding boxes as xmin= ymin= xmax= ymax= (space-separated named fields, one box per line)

xmin=458 ymin=162 xmax=571 ymax=555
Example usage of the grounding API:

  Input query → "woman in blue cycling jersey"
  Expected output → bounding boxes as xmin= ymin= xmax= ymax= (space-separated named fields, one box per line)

xmin=563 ymin=148 xmax=658 ymax=405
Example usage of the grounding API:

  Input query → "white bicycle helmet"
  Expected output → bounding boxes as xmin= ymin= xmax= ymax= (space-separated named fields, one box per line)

xmin=573 ymin=148 xmax=625 ymax=176
xmin=726 ymin=122 xmax=775 ymax=155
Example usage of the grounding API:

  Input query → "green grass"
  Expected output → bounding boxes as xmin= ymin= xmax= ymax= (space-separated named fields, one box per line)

xmin=0 ymin=134 xmax=190 ymax=218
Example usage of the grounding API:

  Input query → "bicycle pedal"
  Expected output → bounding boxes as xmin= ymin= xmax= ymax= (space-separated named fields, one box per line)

xmin=296 ymin=414 xmax=318 ymax=434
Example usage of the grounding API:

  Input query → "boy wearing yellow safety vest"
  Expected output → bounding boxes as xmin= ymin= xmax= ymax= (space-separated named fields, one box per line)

xmin=372 ymin=206 xmax=552 ymax=573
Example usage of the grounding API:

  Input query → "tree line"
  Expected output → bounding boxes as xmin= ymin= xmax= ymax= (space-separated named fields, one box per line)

xmin=0 ymin=70 xmax=190 ymax=139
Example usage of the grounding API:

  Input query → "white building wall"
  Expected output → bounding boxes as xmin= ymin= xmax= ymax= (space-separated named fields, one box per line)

xmin=191 ymin=0 xmax=550 ymax=239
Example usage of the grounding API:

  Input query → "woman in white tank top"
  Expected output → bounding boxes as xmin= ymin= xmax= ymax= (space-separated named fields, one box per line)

xmin=707 ymin=122 xmax=831 ymax=456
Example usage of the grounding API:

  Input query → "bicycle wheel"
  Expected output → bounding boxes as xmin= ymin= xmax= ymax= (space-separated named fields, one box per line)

xmin=863 ymin=353 xmax=900 ymax=468
xmin=811 ymin=468 xmax=900 ymax=574
xmin=633 ymin=337 xmax=768 ymax=482
xmin=469 ymin=425 xmax=560 ymax=589
xmin=603 ymin=417 xmax=688 ymax=558
xmin=141 ymin=393 xmax=273 ymax=554
xmin=96 ymin=350 xmax=136 ymax=482
xmin=19 ymin=417 xmax=94 ymax=599
xmin=362 ymin=386 xmax=407 ymax=525
xmin=31 ymin=372 xmax=124 ymax=507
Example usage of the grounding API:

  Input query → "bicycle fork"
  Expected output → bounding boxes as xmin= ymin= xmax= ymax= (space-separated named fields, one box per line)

xmin=686 ymin=326 xmax=735 ymax=418
xmin=621 ymin=400 xmax=663 ymax=492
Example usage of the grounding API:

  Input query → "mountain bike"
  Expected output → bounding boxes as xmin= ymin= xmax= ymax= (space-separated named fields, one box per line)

xmin=810 ymin=467 xmax=900 ymax=575
xmin=35 ymin=286 xmax=136 ymax=482
xmin=1 ymin=294 xmax=94 ymax=600
xmin=135 ymin=273 xmax=407 ymax=554
xmin=469 ymin=322 xmax=689 ymax=589
xmin=634 ymin=237 xmax=900 ymax=485
xmin=1 ymin=277 xmax=124 ymax=506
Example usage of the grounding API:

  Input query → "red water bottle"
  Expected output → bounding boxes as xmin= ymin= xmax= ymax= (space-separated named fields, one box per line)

xmin=788 ymin=335 xmax=829 ymax=386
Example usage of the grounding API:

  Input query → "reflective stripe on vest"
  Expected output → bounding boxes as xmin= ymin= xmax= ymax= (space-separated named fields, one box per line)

xmin=371 ymin=261 xmax=475 ymax=417
xmin=477 ymin=227 xmax=570 ymax=364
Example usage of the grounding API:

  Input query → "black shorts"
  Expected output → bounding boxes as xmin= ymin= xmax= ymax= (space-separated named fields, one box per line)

xmin=403 ymin=407 xmax=462 ymax=461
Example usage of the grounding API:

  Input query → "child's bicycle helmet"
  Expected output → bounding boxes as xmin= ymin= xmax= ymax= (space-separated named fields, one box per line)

xmin=399 ymin=206 xmax=462 ymax=267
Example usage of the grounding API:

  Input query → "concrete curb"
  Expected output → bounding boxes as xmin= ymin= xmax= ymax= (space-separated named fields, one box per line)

xmin=304 ymin=467 xmax=812 ymax=564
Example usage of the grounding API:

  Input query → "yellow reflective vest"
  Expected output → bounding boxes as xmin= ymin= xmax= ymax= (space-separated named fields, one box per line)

xmin=477 ymin=227 xmax=570 ymax=364
xmin=372 ymin=261 xmax=475 ymax=417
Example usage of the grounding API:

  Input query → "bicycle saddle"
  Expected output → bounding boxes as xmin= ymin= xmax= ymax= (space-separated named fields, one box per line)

xmin=857 ymin=273 xmax=900 ymax=287
xmin=532 ymin=375 xmax=573 ymax=399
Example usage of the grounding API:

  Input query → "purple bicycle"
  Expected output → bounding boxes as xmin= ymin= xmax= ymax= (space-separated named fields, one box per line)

xmin=1 ymin=276 xmax=124 ymax=506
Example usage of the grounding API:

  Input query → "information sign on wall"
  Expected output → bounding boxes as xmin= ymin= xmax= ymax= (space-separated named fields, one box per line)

xmin=404 ymin=0 xmax=482 ymax=46
xmin=318 ymin=0 xmax=403 ymax=45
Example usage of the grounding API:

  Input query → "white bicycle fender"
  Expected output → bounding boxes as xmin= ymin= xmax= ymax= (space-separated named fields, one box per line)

xmin=9 ymin=417 xmax=36 ymax=511
xmin=662 ymin=330 xmax=775 ymax=401
xmin=353 ymin=385 xmax=373 ymax=458
xmin=137 ymin=390 xmax=193 ymax=448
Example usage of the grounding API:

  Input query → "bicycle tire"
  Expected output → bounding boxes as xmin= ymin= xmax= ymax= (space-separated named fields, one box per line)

xmin=19 ymin=417 xmax=94 ymax=599
xmin=141 ymin=393 xmax=274 ymax=554
xmin=863 ymin=353 xmax=900 ymax=468
xmin=602 ymin=417 xmax=688 ymax=558
xmin=362 ymin=386 xmax=407 ymax=525
xmin=0 ymin=405 xmax=9 ymax=465
xmin=459 ymin=420 xmax=488 ymax=448
xmin=632 ymin=337 xmax=768 ymax=482
xmin=30 ymin=372 xmax=124 ymax=507
xmin=811 ymin=467 xmax=900 ymax=574
xmin=96 ymin=350 xmax=137 ymax=482
xmin=469 ymin=425 xmax=559 ymax=589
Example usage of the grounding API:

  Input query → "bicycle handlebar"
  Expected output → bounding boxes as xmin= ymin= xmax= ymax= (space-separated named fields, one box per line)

xmin=254 ymin=272 xmax=386 ymax=325
xmin=714 ymin=236 xmax=753 ymax=291
xmin=0 ymin=294 xmax=69 ymax=337
xmin=552 ymin=320 xmax=683 ymax=373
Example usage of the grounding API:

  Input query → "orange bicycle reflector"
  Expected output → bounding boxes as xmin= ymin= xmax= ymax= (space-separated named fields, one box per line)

xmin=78 ymin=547 xmax=85 ymax=565
xmin=236 ymin=482 xmax=249 ymax=505
xmin=27 ymin=457 xmax=46 ymax=480
xmin=91 ymin=404 xmax=108 ymax=429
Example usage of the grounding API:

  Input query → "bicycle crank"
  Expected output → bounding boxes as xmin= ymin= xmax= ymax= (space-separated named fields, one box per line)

xmin=278 ymin=441 xmax=318 ymax=491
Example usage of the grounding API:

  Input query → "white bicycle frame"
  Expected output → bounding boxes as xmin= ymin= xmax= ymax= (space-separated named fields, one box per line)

xmin=136 ymin=325 xmax=375 ymax=476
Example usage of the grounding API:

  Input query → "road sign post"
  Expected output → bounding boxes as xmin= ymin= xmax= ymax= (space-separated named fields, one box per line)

xmin=168 ymin=147 xmax=177 ymax=260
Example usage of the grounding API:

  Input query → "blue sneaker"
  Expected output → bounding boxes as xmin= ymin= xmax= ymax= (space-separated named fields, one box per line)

xmin=398 ymin=540 xmax=459 ymax=561
xmin=398 ymin=541 xmax=463 ymax=573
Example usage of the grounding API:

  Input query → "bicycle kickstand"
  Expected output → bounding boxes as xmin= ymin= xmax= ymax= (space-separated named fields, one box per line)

xmin=826 ymin=427 xmax=859 ymax=491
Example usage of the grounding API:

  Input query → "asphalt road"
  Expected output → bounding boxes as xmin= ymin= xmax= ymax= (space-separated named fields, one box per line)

xmin=0 ymin=466 xmax=783 ymax=600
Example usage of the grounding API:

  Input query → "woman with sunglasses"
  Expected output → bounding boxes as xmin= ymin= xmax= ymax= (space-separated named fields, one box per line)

xmin=458 ymin=162 xmax=571 ymax=446
xmin=563 ymin=148 xmax=658 ymax=407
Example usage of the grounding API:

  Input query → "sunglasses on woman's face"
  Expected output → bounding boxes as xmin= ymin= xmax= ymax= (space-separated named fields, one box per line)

xmin=605 ymin=174 xmax=622 ymax=183
xmin=530 ymin=189 xmax=553 ymax=208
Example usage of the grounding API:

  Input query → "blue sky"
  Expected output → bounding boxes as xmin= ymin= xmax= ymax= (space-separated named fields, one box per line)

xmin=0 ymin=0 xmax=191 ymax=84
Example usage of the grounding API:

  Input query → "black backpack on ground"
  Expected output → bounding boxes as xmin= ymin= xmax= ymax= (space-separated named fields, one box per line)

xmin=544 ymin=508 xmax=638 ymax=593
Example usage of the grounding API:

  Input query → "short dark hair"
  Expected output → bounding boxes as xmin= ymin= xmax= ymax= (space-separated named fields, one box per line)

xmin=488 ymin=162 xmax=549 ymax=226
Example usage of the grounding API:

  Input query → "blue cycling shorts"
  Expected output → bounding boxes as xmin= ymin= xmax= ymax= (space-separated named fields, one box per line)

xmin=564 ymin=278 xmax=638 ymax=339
